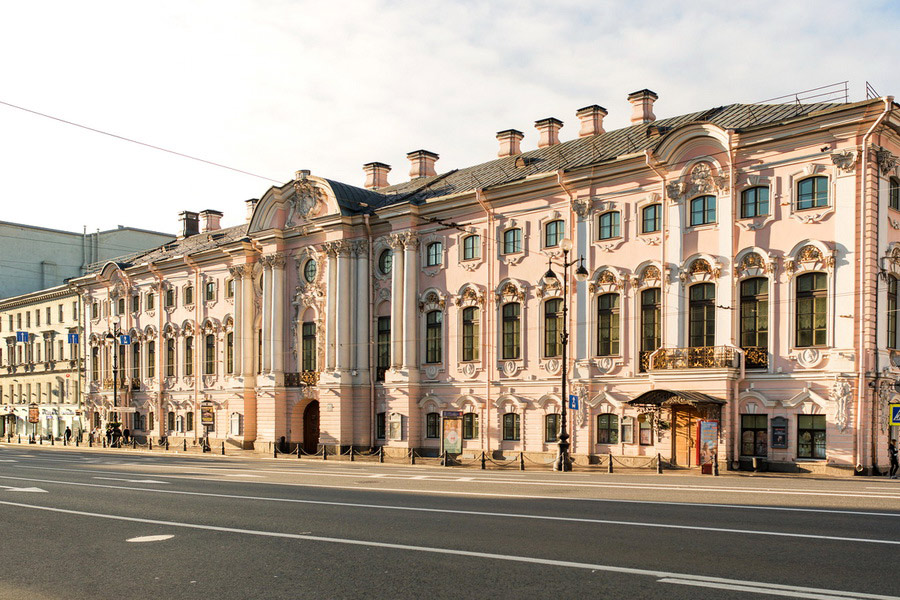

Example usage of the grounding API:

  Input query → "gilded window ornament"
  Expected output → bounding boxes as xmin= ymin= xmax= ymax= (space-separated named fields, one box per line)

xmin=639 ymin=265 xmax=661 ymax=286
xmin=740 ymin=252 xmax=763 ymax=271
xmin=798 ymin=245 xmax=822 ymax=263
xmin=688 ymin=259 xmax=712 ymax=275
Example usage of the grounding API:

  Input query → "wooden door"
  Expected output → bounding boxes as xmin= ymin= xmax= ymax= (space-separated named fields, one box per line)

xmin=673 ymin=406 xmax=699 ymax=467
xmin=303 ymin=401 xmax=320 ymax=454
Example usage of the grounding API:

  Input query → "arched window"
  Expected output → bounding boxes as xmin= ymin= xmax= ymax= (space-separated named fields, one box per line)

xmin=376 ymin=316 xmax=390 ymax=381
xmin=544 ymin=219 xmax=564 ymax=247
xmin=147 ymin=340 xmax=156 ymax=378
xmin=597 ymin=414 xmax=619 ymax=444
xmin=461 ymin=307 xmax=480 ymax=362
xmin=225 ymin=333 xmax=233 ymax=374
xmin=690 ymin=195 xmax=716 ymax=226
xmin=639 ymin=288 xmax=661 ymax=371
xmin=204 ymin=281 xmax=216 ymax=302
xmin=302 ymin=323 xmax=316 ymax=371
xmin=797 ymin=176 xmax=828 ymax=210
xmin=462 ymin=235 xmax=480 ymax=260
xmin=502 ymin=412 xmax=520 ymax=441
xmin=426 ymin=242 xmax=442 ymax=267
xmin=165 ymin=338 xmax=175 ymax=377
xmin=502 ymin=228 xmax=522 ymax=254
xmin=740 ymin=186 xmax=769 ymax=218
xmin=740 ymin=277 xmax=768 ymax=368
xmin=598 ymin=211 xmax=620 ymax=239
xmin=796 ymin=272 xmax=827 ymax=347
xmin=641 ymin=204 xmax=660 ymax=233
xmin=184 ymin=285 xmax=194 ymax=306
xmin=888 ymin=276 xmax=898 ymax=350
xmin=184 ymin=336 xmax=194 ymax=376
xmin=425 ymin=310 xmax=442 ymax=364
xmin=378 ymin=249 xmax=392 ymax=275
xmin=544 ymin=299 xmax=563 ymax=357
xmin=303 ymin=259 xmax=317 ymax=283
xmin=544 ymin=413 xmax=560 ymax=442
xmin=597 ymin=293 xmax=620 ymax=356
xmin=167 ymin=411 xmax=175 ymax=431
xmin=204 ymin=334 xmax=215 ymax=375
xmin=689 ymin=283 xmax=715 ymax=348
xmin=91 ymin=347 xmax=99 ymax=382
xmin=501 ymin=303 xmax=520 ymax=360
xmin=463 ymin=413 xmax=479 ymax=439
xmin=425 ymin=412 xmax=440 ymax=439
xmin=890 ymin=176 xmax=900 ymax=211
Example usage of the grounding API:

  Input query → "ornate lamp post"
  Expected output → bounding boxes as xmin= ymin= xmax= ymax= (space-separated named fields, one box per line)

xmin=105 ymin=320 xmax=120 ymax=430
xmin=543 ymin=238 xmax=589 ymax=472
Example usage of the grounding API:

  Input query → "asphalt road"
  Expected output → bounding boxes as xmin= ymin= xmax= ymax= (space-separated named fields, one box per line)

xmin=0 ymin=444 xmax=899 ymax=599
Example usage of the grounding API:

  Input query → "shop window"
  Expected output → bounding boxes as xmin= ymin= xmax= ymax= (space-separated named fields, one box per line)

xmin=797 ymin=415 xmax=826 ymax=459
xmin=638 ymin=415 xmax=653 ymax=445
xmin=425 ymin=412 xmax=439 ymax=439
xmin=741 ymin=414 xmax=768 ymax=457
xmin=597 ymin=414 xmax=619 ymax=444
xmin=621 ymin=416 xmax=634 ymax=444
xmin=502 ymin=412 xmax=520 ymax=441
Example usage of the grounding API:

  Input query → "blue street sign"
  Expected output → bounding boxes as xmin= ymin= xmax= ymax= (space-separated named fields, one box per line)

xmin=569 ymin=394 xmax=578 ymax=410
xmin=15 ymin=331 xmax=28 ymax=343
xmin=67 ymin=333 xmax=79 ymax=344
xmin=890 ymin=404 xmax=900 ymax=427
xmin=119 ymin=335 xmax=131 ymax=345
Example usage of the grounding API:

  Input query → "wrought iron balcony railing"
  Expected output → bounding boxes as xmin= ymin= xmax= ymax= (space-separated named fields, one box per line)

xmin=742 ymin=346 xmax=768 ymax=369
xmin=649 ymin=346 xmax=740 ymax=370
xmin=285 ymin=371 xmax=320 ymax=387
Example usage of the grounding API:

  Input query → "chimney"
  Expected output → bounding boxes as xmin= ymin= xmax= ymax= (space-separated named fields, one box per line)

xmin=363 ymin=162 xmax=391 ymax=190
xmin=627 ymin=89 xmax=658 ymax=124
xmin=245 ymin=198 xmax=259 ymax=222
xmin=407 ymin=149 xmax=439 ymax=179
xmin=199 ymin=209 xmax=223 ymax=232
xmin=496 ymin=129 xmax=524 ymax=158
xmin=179 ymin=211 xmax=199 ymax=238
xmin=575 ymin=105 xmax=608 ymax=137
xmin=534 ymin=117 xmax=563 ymax=148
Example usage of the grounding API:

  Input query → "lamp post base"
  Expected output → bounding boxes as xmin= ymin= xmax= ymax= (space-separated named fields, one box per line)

xmin=553 ymin=438 xmax=572 ymax=472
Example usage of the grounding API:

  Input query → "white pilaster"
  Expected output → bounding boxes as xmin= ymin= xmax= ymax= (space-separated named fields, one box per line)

xmin=390 ymin=236 xmax=404 ymax=369
xmin=336 ymin=245 xmax=353 ymax=370
xmin=402 ymin=233 xmax=419 ymax=370
xmin=240 ymin=264 xmax=255 ymax=378
xmin=270 ymin=254 xmax=285 ymax=374
xmin=325 ymin=245 xmax=338 ymax=371
xmin=355 ymin=242 xmax=369 ymax=374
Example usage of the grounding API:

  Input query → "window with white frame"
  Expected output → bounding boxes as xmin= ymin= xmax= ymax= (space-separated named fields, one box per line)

xmin=426 ymin=242 xmax=442 ymax=267
xmin=796 ymin=176 xmax=828 ymax=210
xmin=544 ymin=220 xmax=564 ymax=248
xmin=502 ymin=228 xmax=522 ymax=254
xmin=462 ymin=234 xmax=480 ymax=260
xmin=598 ymin=211 xmax=620 ymax=239
xmin=689 ymin=195 xmax=716 ymax=226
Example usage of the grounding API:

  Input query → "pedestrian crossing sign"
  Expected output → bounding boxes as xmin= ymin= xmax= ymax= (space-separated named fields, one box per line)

xmin=890 ymin=404 xmax=900 ymax=427
xmin=569 ymin=394 xmax=578 ymax=410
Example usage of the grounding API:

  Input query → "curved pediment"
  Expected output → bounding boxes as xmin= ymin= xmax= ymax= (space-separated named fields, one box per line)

xmin=652 ymin=122 xmax=730 ymax=165
xmin=248 ymin=170 xmax=384 ymax=234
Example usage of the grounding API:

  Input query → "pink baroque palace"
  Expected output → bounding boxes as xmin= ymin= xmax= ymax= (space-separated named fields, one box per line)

xmin=72 ymin=89 xmax=900 ymax=474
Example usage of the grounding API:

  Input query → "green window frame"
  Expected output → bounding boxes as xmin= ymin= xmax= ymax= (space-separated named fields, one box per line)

xmin=597 ymin=293 xmax=620 ymax=356
xmin=501 ymin=302 xmax=520 ymax=360
xmin=425 ymin=310 xmax=442 ymax=364
xmin=184 ymin=336 xmax=194 ymax=376
xmin=688 ymin=283 xmax=715 ymax=348
xmin=797 ymin=415 xmax=826 ymax=459
xmin=740 ymin=186 xmax=769 ymax=218
xmin=795 ymin=272 xmax=827 ymax=347
xmin=797 ymin=176 xmax=828 ymax=210
xmin=225 ymin=333 xmax=233 ymax=374
xmin=597 ymin=414 xmax=619 ymax=444
xmin=544 ymin=299 xmax=562 ymax=358
xmin=544 ymin=414 xmax=560 ymax=443
xmin=463 ymin=413 xmax=478 ymax=439
xmin=302 ymin=322 xmax=317 ymax=371
xmin=165 ymin=338 xmax=175 ymax=377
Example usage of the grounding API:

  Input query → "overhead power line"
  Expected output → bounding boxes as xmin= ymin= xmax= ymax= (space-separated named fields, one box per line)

xmin=0 ymin=99 xmax=284 ymax=184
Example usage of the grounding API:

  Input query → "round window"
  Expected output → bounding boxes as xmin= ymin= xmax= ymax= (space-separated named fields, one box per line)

xmin=379 ymin=249 xmax=393 ymax=275
xmin=303 ymin=259 xmax=317 ymax=283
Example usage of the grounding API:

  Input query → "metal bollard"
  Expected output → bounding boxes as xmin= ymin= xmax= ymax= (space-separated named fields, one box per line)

xmin=296 ymin=444 xmax=301 ymax=459
xmin=165 ymin=439 xmax=169 ymax=450
xmin=441 ymin=450 xmax=446 ymax=467
xmin=379 ymin=446 xmax=384 ymax=464
xmin=713 ymin=460 xmax=719 ymax=476
xmin=18 ymin=435 xmax=21 ymax=444
xmin=222 ymin=441 xmax=225 ymax=456
xmin=322 ymin=445 xmax=327 ymax=461
xmin=183 ymin=439 xmax=187 ymax=452
xmin=608 ymin=452 xmax=614 ymax=474
xmin=410 ymin=448 xmax=415 ymax=465
xmin=149 ymin=439 xmax=152 ymax=450
xmin=75 ymin=437 xmax=79 ymax=447
xmin=51 ymin=436 xmax=54 ymax=446
xmin=40 ymin=436 xmax=43 ymax=445
xmin=274 ymin=443 xmax=277 ymax=458
xmin=349 ymin=447 xmax=355 ymax=462
xmin=481 ymin=451 xmax=486 ymax=470
xmin=519 ymin=451 xmax=525 ymax=471
xmin=88 ymin=437 xmax=92 ymax=448
xmin=656 ymin=453 xmax=663 ymax=474
xmin=102 ymin=438 xmax=106 ymax=448
xmin=132 ymin=439 xmax=136 ymax=449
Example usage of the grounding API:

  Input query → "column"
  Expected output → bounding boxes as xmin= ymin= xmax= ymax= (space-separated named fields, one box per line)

xmin=260 ymin=258 xmax=272 ymax=373
xmin=402 ymin=233 xmax=419 ymax=369
xmin=574 ymin=201 xmax=590 ymax=361
xmin=336 ymin=244 xmax=353 ymax=370
xmin=240 ymin=264 xmax=255 ymax=378
xmin=325 ymin=244 xmax=338 ymax=371
xmin=355 ymin=241 xmax=370 ymax=374
xmin=390 ymin=235 xmax=404 ymax=369
xmin=270 ymin=253 xmax=286 ymax=374
xmin=229 ymin=266 xmax=243 ymax=376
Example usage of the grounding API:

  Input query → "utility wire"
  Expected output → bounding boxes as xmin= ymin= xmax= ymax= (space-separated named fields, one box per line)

xmin=0 ymin=99 xmax=284 ymax=184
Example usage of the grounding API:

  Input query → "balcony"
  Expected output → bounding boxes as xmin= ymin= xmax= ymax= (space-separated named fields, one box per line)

xmin=649 ymin=346 xmax=740 ymax=370
xmin=743 ymin=346 xmax=768 ymax=369
xmin=284 ymin=371 xmax=320 ymax=387
xmin=101 ymin=378 xmax=128 ymax=391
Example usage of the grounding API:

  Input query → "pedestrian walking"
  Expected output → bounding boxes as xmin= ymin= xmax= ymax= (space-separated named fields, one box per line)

xmin=889 ymin=439 xmax=899 ymax=479
xmin=64 ymin=427 xmax=71 ymax=444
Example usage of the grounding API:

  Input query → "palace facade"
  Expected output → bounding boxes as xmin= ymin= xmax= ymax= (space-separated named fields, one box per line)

xmin=68 ymin=90 xmax=900 ymax=473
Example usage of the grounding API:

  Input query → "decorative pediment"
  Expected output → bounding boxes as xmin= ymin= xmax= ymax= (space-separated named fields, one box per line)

xmin=455 ymin=285 xmax=485 ymax=307
xmin=495 ymin=280 xmax=527 ymax=303
xmin=418 ymin=289 xmax=446 ymax=313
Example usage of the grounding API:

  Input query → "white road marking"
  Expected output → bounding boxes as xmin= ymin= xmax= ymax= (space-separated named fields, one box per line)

xmin=0 ymin=474 xmax=897 ymax=545
xmin=659 ymin=578 xmax=867 ymax=599
xmin=222 ymin=474 xmax=263 ymax=478
xmin=0 ymin=459 xmax=17 ymax=462
xmin=0 ymin=485 xmax=47 ymax=493
xmin=0 ymin=499 xmax=895 ymax=600
xmin=94 ymin=477 xmax=169 ymax=484
xmin=127 ymin=534 xmax=174 ymax=543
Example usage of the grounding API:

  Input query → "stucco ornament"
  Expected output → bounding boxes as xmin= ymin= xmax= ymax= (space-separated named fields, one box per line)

xmin=574 ymin=384 xmax=588 ymax=427
xmin=286 ymin=170 xmax=326 ymax=227
xmin=572 ymin=197 xmax=592 ymax=219
xmin=795 ymin=348 xmax=822 ymax=369
xmin=830 ymin=149 xmax=857 ymax=174
xmin=876 ymin=147 xmax=898 ymax=176
xmin=830 ymin=378 xmax=852 ymax=432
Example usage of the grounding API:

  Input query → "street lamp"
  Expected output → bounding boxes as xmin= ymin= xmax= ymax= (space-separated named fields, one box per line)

xmin=105 ymin=320 xmax=120 ymax=432
xmin=542 ymin=238 xmax=589 ymax=472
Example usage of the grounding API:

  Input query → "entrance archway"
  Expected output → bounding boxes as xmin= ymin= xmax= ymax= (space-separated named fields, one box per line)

xmin=303 ymin=401 xmax=320 ymax=454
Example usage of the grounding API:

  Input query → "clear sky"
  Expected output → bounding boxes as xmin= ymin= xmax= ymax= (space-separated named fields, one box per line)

xmin=1 ymin=0 xmax=899 ymax=235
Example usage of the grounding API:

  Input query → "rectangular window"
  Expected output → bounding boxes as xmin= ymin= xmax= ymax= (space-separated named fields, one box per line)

xmin=543 ymin=299 xmax=562 ymax=357
xmin=502 ymin=413 xmax=520 ymax=441
xmin=461 ymin=307 xmax=479 ymax=362
xmin=148 ymin=341 xmax=156 ymax=378
xmin=146 ymin=292 xmax=155 ymax=311
xmin=544 ymin=414 xmax=559 ymax=443
xmin=597 ymin=414 xmax=619 ymax=444
xmin=502 ymin=303 xmax=520 ymax=360
xmin=597 ymin=293 xmax=620 ymax=356
xmin=58 ymin=304 xmax=64 ymax=322
xmin=888 ymin=277 xmax=898 ymax=350
xmin=797 ymin=177 xmax=828 ymax=210
xmin=35 ymin=310 xmax=40 ymax=327
xmin=797 ymin=415 xmax=826 ymax=459
xmin=72 ymin=301 xmax=78 ymax=320
xmin=425 ymin=413 xmax=439 ymax=439
xmin=204 ymin=334 xmax=215 ymax=375
xmin=131 ymin=295 xmax=139 ymax=313
xmin=184 ymin=336 xmax=194 ymax=376
xmin=376 ymin=412 xmax=386 ymax=439
xmin=425 ymin=242 xmax=442 ymax=267
xmin=226 ymin=332 xmax=234 ymax=374
xmin=166 ymin=339 xmax=175 ymax=377
xmin=639 ymin=416 xmax=652 ymax=445
xmin=117 ymin=298 xmax=125 ymax=316
xmin=186 ymin=411 xmax=194 ymax=432
xmin=796 ymin=273 xmax=827 ymax=347
xmin=741 ymin=414 xmax=768 ymax=457
xmin=690 ymin=195 xmax=716 ymax=226
xmin=132 ymin=343 xmax=140 ymax=379
xmin=226 ymin=279 xmax=235 ymax=298
xmin=688 ymin=283 xmax=715 ymax=348
xmin=544 ymin=220 xmax=564 ymax=247
xmin=598 ymin=212 xmax=620 ymax=240
xmin=376 ymin=316 xmax=390 ymax=381
xmin=463 ymin=413 xmax=478 ymax=439
xmin=462 ymin=235 xmax=480 ymax=260
xmin=621 ymin=416 xmax=634 ymax=444
xmin=165 ymin=290 xmax=175 ymax=308
xmin=502 ymin=228 xmax=522 ymax=254
xmin=425 ymin=311 xmax=442 ymax=364
xmin=184 ymin=286 xmax=194 ymax=306
xmin=302 ymin=323 xmax=316 ymax=371
xmin=46 ymin=307 xmax=51 ymax=324
xmin=205 ymin=281 xmax=216 ymax=302
xmin=641 ymin=204 xmax=660 ymax=233
xmin=740 ymin=187 xmax=769 ymax=218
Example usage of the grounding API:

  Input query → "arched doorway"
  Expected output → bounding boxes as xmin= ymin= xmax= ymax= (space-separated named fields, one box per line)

xmin=303 ymin=400 xmax=320 ymax=454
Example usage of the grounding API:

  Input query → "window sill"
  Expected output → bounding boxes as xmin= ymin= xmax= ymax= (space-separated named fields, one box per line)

xmin=795 ymin=205 xmax=830 ymax=212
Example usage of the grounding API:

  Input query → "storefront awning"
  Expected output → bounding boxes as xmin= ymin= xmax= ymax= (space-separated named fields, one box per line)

xmin=627 ymin=390 xmax=726 ymax=408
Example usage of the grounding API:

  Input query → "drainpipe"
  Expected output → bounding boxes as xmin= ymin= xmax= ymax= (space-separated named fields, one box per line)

xmin=185 ymin=255 xmax=201 ymax=443
xmin=364 ymin=214 xmax=376 ymax=447
xmin=857 ymin=97 xmax=893 ymax=473
xmin=148 ymin=262 xmax=164 ymax=441
xmin=727 ymin=130 xmax=742 ymax=469
xmin=475 ymin=188 xmax=493 ymax=455
xmin=645 ymin=150 xmax=667 ymax=355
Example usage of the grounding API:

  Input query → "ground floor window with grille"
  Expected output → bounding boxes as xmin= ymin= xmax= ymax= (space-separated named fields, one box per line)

xmin=544 ymin=414 xmax=559 ymax=442
xmin=797 ymin=415 xmax=825 ymax=458
xmin=741 ymin=414 xmax=768 ymax=457
xmin=425 ymin=412 xmax=439 ymax=438
xmin=597 ymin=413 xmax=618 ymax=444
xmin=502 ymin=412 xmax=520 ymax=441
